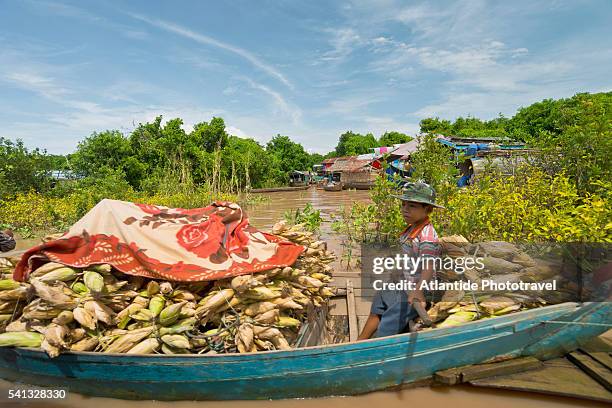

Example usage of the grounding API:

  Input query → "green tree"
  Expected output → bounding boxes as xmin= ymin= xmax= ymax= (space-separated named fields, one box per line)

xmin=192 ymin=117 xmax=229 ymax=153
xmin=266 ymin=135 xmax=311 ymax=183
xmin=334 ymin=131 xmax=379 ymax=156
xmin=70 ymin=130 xmax=134 ymax=179
xmin=378 ymin=131 xmax=412 ymax=146
xmin=0 ymin=138 xmax=54 ymax=198
xmin=419 ymin=118 xmax=452 ymax=135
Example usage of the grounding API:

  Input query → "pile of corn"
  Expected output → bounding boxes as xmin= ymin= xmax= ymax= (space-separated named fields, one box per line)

xmin=422 ymin=237 xmax=581 ymax=329
xmin=0 ymin=221 xmax=335 ymax=356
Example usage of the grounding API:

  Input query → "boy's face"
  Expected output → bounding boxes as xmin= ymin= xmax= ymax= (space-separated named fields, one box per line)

xmin=400 ymin=201 xmax=430 ymax=224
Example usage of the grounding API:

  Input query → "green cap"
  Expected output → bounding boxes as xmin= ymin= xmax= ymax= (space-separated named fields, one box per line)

xmin=391 ymin=182 xmax=445 ymax=208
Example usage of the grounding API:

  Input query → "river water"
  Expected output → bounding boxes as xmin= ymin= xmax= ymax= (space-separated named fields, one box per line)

xmin=2 ymin=187 xmax=609 ymax=407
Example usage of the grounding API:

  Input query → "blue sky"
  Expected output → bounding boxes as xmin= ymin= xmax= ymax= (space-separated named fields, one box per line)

xmin=1 ymin=0 xmax=611 ymax=154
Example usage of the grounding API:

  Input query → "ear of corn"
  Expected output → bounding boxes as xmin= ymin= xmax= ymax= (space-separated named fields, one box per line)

xmin=161 ymin=334 xmax=190 ymax=349
xmin=70 ymin=337 xmax=99 ymax=352
xmin=0 ymin=331 xmax=44 ymax=347
xmin=0 ymin=279 xmax=20 ymax=290
xmin=0 ymin=221 xmax=345 ymax=356
xmin=158 ymin=301 xmax=186 ymax=326
xmin=73 ymin=307 xmax=96 ymax=330
xmin=148 ymin=296 xmax=165 ymax=317
xmin=39 ymin=267 xmax=77 ymax=283
xmin=127 ymin=338 xmax=160 ymax=354
xmin=84 ymin=271 xmax=105 ymax=293
xmin=243 ymin=287 xmax=280 ymax=301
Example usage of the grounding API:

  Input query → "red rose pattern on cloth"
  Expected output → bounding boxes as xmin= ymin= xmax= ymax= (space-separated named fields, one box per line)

xmin=14 ymin=199 xmax=304 ymax=282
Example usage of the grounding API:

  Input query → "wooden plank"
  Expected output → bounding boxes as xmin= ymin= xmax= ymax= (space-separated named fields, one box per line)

xmin=434 ymin=367 xmax=462 ymax=385
xmin=584 ymin=351 xmax=612 ymax=371
xmin=328 ymin=297 xmax=372 ymax=316
xmin=460 ymin=357 xmax=542 ymax=381
xmin=434 ymin=357 xmax=542 ymax=385
xmin=346 ymin=280 xmax=358 ymax=342
xmin=470 ymin=358 xmax=612 ymax=403
xmin=568 ymin=351 xmax=612 ymax=392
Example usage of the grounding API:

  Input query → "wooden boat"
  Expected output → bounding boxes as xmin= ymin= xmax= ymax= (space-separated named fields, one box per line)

xmin=323 ymin=182 xmax=343 ymax=191
xmin=0 ymin=302 xmax=609 ymax=400
xmin=249 ymin=185 xmax=310 ymax=193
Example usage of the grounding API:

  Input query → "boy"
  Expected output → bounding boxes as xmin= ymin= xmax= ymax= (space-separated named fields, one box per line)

xmin=0 ymin=229 xmax=16 ymax=252
xmin=358 ymin=182 xmax=443 ymax=339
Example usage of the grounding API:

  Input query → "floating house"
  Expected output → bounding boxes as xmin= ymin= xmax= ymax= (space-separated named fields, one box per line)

xmin=325 ymin=155 xmax=379 ymax=189
xmin=288 ymin=170 xmax=311 ymax=187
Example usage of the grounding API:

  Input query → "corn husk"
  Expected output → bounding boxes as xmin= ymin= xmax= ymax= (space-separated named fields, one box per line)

xmin=30 ymin=262 xmax=65 ymax=278
xmin=0 ymin=286 xmax=27 ymax=301
xmin=84 ymin=271 xmax=105 ymax=293
xmin=70 ymin=328 xmax=86 ymax=342
xmin=159 ymin=282 xmax=173 ymax=295
xmin=243 ymin=301 xmax=277 ymax=316
xmin=0 ymin=279 xmax=20 ymax=290
xmin=105 ymin=327 xmax=155 ymax=353
xmin=161 ymin=334 xmax=190 ymax=349
xmin=148 ymin=295 xmax=165 ymax=317
xmin=159 ymin=301 xmax=186 ymax=326
xmin=127 ymin=338 xmax=160 ymax=354
xmin=71 ymin=282 xmax=89 ymax=295
xmin=254 ymin=309 xmax=279 ymax=324
xmin=479 ymin=296 xmax=519 ymax=314
xmin=0 ymin=331 xmax=44 ymax=347
xmin=243 ymin=287 xmax=280 ymax=301
xmin=231 ymin=275 xmax=261 ymax=293
xmin=146 ymin=281 xmax=160 ymax=296
xmin=39 ymin=267 xmax=78 ymax=283
xmin=236 ymin=322 xmax=254 ymax=353
xmin=5 ymin=319 xmax=28 ymax=332
xmin=52 ymin=310 xmax=74 ymax=325
xmin=158 ymin=317 xmax=196 ymax=336
xmin=44 ymin=323 xmax=69 ymax=348
xmin=73 ymin=307 xmax=97 ymax=330
xmin=30 ymin=279 xmax=76 ymax=308
xmin=41 ymin=339 xmax=61 ymax=357
xmin=437 ymin=311 xmax=477 ymax=328
xmin=271 ymin=297 xmax=303 ymax=310
xmin=197 ymin=289 xmax=234 ymax=313
xmin=84 ymin=300 xmax=115 ymax=326
xmin=277 ymin=316 xmax=300 ymax=328
xmin=130 ymin=308 xmax=154 ymax=322
xmin=22 ymin=299 xmax=62 ymax=320
xmin=71 ymin=337 xmax=99 ymax=352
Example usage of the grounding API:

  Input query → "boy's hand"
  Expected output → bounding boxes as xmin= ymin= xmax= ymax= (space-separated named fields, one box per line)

xmin=408 ymin=289 xmax=426 ymax=306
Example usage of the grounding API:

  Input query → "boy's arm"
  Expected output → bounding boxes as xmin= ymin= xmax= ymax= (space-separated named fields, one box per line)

xmin=408 ymin=240 xmax=441 ymax=305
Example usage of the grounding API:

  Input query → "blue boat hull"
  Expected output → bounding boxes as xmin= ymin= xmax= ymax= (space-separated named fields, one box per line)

xmin=0 ymin=302 xmax=609 ymax=400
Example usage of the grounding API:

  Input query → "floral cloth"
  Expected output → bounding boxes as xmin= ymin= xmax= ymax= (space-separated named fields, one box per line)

xmin=14 ymin=199 xmax=304 ymax=282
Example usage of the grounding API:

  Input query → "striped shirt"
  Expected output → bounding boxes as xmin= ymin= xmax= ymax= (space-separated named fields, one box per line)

xmin=398 ymin=220 xmax=441 ymax=283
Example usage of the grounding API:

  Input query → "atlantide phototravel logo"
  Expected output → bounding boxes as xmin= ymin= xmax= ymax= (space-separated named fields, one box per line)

xmin=369 ymin=254 xmax=559 ymax=292
xmin=360 ymin=242 xmax=610 ymax=302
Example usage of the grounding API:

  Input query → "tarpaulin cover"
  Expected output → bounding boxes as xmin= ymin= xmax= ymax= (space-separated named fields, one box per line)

xmin=14 ymin=199 xmax=304 ymax=282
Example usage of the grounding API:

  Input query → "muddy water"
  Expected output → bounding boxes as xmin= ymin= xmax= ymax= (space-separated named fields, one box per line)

xmin=2 ymin=188 xmax=608 ymax=407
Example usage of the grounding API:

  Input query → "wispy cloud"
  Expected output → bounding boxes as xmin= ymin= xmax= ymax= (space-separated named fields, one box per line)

xmin=23 ymin=0 xmax=150 ymax=40
xmin=319 ymin=27 xmax=362 ymax=62
xmin=240 ymin=77 xmax=301 ymax=123
xmin=127 ymin=13 xmax=294 ymax=90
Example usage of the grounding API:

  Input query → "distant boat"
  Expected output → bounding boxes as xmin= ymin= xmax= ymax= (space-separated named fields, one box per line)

xmin=323 ymin=182 xmax=343 ymax=191
xmin=0 ymin=302 xmax=609 ymax=400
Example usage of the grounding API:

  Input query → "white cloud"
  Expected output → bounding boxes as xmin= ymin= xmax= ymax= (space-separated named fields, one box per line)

xmin=24 ymin=0 xmax=150 ymax=40
xmin=240 ymin=77 xmax=302 ymax=124
xmin=128 ymin=13 xmax=294 ymax=90
xmin=319 ymin=27 xmax=362 ymax=62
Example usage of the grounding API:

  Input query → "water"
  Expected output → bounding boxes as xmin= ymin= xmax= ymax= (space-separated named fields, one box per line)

xmin=3 ymin=188 xmax=609 ymax=407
